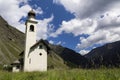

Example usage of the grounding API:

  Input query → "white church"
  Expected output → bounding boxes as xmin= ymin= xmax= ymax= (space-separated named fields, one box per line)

xmin=11 ymin=10 xmax=50 ymax=72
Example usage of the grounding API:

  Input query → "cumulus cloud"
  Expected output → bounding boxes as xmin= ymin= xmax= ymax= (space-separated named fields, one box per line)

xmin=76 ymin=29 xmax=120 ymax=50
xmin=55 ymin=15 xmax=120 ymax=51
xmin=53 ymin=0 xmax=120 ymax=54
xmin=0 ymin=0 xmax=43 ymax=32
xmin=50 ymin=18 xmax=97 ymax=37
xmin=37 ymin=15 xmax=54 ymax=40
xmin=0 ymin=0 xmax=53 ymax=41
xmin=76 ymin=13 xmax=120 ymax=50
xmin=35 ymin=7 xmax=43 ymax=15
xmin=96 ymin=12 xmax=120 ymax=31
xmin=49 ymin=40 xmax=54 ymax=44
xmin=0 ymin=0 xmax=31 ymax=32
xmin=79 ymin=50 xmax=90 ymax=55
xmin=54 ymin=0 xmax=120 ymax=19
xmin=32 ymin=4 xmax=43 ymax=15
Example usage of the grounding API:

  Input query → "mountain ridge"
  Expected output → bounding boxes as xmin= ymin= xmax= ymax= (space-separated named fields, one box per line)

xmin=85 ymin=41 xmax=120 ymax=68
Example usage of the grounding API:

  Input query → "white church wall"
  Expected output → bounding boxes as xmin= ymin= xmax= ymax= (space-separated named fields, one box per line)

xmin=26 ymin=43 xmax=47 ymax=72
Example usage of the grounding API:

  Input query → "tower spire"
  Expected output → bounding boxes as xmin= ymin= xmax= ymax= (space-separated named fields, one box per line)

xmin=28 ymin=9 xmax=36 ymax=18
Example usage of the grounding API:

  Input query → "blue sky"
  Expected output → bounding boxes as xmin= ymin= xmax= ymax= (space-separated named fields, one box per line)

xmin=28 ymin=0 xmax=79 ymax=51
xmin=0 ymin=0 xmax=120 ymax=55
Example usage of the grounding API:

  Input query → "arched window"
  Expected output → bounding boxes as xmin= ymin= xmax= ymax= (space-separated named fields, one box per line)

xmin=30 ymin=25 xmax=34 ymax=31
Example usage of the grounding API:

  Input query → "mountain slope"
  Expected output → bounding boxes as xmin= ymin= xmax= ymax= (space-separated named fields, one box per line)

xmin=47 ymin=50 xmax=68 ymax=69
xmin=0 ymin=16 xmax=25 ymax=65
xmin=85 ymin=41 xmax=120 ymax=68
xmin=49 ymin=44 xmax=88 ymax=68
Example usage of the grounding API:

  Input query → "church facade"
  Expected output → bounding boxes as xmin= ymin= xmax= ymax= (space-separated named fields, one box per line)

xmin=11 ymin=10 xmax=49 ymax=72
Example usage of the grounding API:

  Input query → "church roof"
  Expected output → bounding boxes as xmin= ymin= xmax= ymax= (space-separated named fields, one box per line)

xmin=19 ymin=39 xmax=50 ymax=56
xmin=30 ymin=39 xmax=50 ymax=50
xmin=11 ymin=60 xmax=20 ymax=65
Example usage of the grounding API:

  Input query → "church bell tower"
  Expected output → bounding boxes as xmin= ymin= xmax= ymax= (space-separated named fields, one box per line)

xmin=23 ymin=10 xmax=38 ymax=71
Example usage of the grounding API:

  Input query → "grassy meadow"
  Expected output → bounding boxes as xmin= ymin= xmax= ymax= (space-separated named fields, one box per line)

xmin=0 ymin=68 xmax=120 ymax=80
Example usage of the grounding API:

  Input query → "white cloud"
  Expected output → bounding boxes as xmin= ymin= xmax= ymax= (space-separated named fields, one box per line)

xmin=50 ymin=18 xmax=97 ymax=37
xmin=0 ymin=0 xmax=32 ymax=32
xmin=76 ymin=13 xmax=120 ymax=50
xmin=51 ymin=15 xmax=120 ymax=52
xmin=32 ymin=4 xmax=43 ymax=15
xmin=96 ymin=12 xmax=120 ymax=31
xmin=19 ymin=0 xmax=30 ymax=4
xmin=34 ymin=7 xmax=43 ymax=15
xmin=56 ymin=41 xmax=65 ymax=45
xmin=0 ymin=0 xmax=54 ymax=42
xmin=49 ymin=40 xmax=54 ymax=44
xmin=53 ymin=0 xmax=120 ymax=53
xmin=77 ymin=29 xmax=120 ymax=50
xmin=37 ymin=15 xmax=54 ymax=40
xmin=54 ymin=0 xmax=120 ymax=19
xmin=79 ymin=50 xmax=90 ymax=55
xmin=0 ymin=0 xmax=43 ymax=33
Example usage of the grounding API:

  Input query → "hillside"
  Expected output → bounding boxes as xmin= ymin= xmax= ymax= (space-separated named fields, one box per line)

xmin=0 ymin=16 xmax=87 ymax=68
xmin=49 ymin=44 xmax=88 ymax=68
xmin=85 ymin=41 xmax=120 ymax=68
xmin=0 ymin=16 xmax=25 ymax=65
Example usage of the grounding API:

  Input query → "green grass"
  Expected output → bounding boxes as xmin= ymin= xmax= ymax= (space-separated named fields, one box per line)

xmin=0 ymin=68 xmax=120 ymax=80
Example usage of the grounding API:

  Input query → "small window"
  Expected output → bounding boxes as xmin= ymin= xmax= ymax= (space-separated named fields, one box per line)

xmin=29 ymin=58 xmax=31 ymax=64
xmin=39 ymin=53 xmax=42 ymax=56
xmin=30 ymin=25 xmax=34 ymax=31
xmin=39 ymin=45 xmax=42 ymax=49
